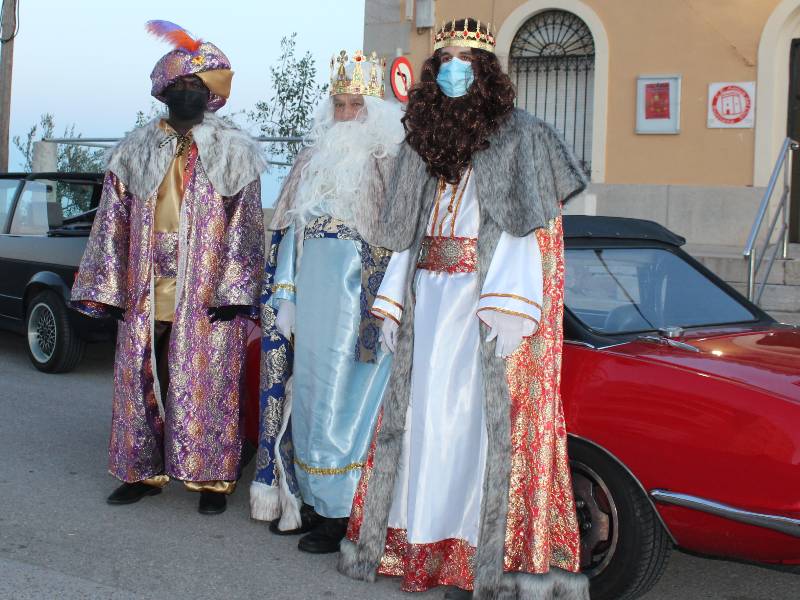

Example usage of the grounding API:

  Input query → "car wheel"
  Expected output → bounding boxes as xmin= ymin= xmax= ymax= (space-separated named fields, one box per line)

xmin=570 ymin=440 xmax=671 ymax=600
xmin=25 ymin=290 xmax=85 ymax=373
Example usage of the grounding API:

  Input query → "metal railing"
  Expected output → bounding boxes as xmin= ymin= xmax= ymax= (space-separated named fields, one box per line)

xmin=37 ymin=135 xmax=304 ymax=168
xmin=743 ymin=137 xmax=797 ymax=304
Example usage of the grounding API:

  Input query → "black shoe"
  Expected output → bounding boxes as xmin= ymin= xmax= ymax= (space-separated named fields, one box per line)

xmin=198 ymin=491 xmax=227 ymax=515
xmin=297 ymin=516 xmax=349 ymax=554
xmin=443 ymin=589 xmax=473 ymax=600
xmin=269 ymin=503 xmax=324 ymax=536
xmin=106 ymin=482 xmax=162 ymax=505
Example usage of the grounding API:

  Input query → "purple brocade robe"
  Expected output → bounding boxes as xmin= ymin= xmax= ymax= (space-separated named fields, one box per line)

xmin=71 ymin=114 xmax=266 ymax=484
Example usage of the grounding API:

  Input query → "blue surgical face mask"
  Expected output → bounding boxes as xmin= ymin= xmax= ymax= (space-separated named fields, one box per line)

xmin=436 ymin=57 xmax=475 ymax=98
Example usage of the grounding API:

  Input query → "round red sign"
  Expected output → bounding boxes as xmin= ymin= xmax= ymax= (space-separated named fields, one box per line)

xmin=390 ymin=57 xmax=414 ymax=103
xmin=711 ymin=85 xmax=752 ymax=125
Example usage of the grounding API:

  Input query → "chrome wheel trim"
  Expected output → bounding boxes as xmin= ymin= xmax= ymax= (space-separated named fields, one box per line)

xmin=572 ymin=459 xmax=620 ymax=578
xmin=28 ymin=302 xmax=57 ymax=363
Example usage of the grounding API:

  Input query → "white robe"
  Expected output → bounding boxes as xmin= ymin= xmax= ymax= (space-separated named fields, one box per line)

xmin=371 ymin=171 xmax=543 ymax=546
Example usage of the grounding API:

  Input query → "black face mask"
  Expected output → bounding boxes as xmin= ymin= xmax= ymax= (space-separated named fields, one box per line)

xmin=163 ymin=88 xmax=208 ymax=120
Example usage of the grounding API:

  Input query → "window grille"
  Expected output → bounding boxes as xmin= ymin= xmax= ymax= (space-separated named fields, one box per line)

xmin=509 ymin=10 xmax=595 ymax=175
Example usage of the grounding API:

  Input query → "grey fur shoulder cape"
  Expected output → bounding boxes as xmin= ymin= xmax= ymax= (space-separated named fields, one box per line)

xmin=365 ymin=109 xmax=587 ymax=251
xmin=106 ymin=113 xmax=267 ymax=200
xmin=268 ymin=147 xmax=312 ymax=231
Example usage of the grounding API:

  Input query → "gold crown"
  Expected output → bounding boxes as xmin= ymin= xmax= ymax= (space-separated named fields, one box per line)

xmin=433 ymin=18 xmax=496 ymax=53
xmin=330 ymin=50 xmax=385 ymax=99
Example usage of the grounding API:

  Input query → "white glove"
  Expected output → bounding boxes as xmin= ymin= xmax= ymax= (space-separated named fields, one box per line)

xmin=380 ymin=317 xmax=399 ymax=354
xmin=275 ymin=300 xmax=296 ymax=339
xmin=483 ymin=312 xmax=528 ymax=358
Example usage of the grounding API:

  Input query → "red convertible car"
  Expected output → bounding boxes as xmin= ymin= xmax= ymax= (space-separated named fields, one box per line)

xmin=243 ymin=216 xmax=800 ymax=600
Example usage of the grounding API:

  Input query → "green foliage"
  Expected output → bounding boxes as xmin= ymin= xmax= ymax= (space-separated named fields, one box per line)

xmin=13 ymin=113 xmax=104 ymax=173
xmin=249 ymin=33 xmax=328 ymax=162
xmin=133 ymin=101 xmax=164 ymax=130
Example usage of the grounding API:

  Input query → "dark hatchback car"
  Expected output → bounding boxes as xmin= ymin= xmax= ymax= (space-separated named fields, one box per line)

xmin=0 ymin=172 xmax=113 ymax=372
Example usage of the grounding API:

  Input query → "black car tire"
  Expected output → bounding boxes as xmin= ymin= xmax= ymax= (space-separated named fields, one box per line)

xmin=570 ymin=440 xmax=671 ymax=600
xmin=25 ymin=290 xmax=85 ymax=373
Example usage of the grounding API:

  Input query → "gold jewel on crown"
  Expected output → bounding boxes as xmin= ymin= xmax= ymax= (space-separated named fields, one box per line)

xmin=329 ymin=50 xmax=385 ymax=99
xmin=433 ymin=18 xmax=496 ymax=53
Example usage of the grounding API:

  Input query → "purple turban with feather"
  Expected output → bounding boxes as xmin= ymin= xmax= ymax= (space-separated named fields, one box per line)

xmin=147 ymin=20 xmax=233 ymax=112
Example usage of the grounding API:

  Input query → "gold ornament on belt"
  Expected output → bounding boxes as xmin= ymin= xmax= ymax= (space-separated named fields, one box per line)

xmin=417 ymin=236 xmax=478 ymax=273
xmin=330 ymin=49 xmax=386 ymax=99
xmin=433 ymin=18 xmax=496 ymax=53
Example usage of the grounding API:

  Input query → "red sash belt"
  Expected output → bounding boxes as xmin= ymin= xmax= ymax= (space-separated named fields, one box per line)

xmin=417 ymin=236 xmax=478 ymax=274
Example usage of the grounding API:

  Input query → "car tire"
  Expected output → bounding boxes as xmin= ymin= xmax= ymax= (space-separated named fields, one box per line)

xmin=25 ymin=290 xmax=85 ymax=373
xmin=570 ymin=440 xmax=671 ymax=600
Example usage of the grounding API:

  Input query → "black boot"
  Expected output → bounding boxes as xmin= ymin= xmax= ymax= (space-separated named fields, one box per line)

xmin=106 ymin=481 xmax=162 ymax=505
xmin=269 ymin=503 xmax=324 ymax=536
xmin=297 ymin=516 xmax=349 ymax=554
xmin=443 ymin=589 xmax=473 ymax=600
xmin=198 ymin=491 xmax=227 ymax=515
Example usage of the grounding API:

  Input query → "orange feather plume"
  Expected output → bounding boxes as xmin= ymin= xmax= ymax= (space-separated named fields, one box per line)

xmin=145 ymin=20 xmax=202 ymax=53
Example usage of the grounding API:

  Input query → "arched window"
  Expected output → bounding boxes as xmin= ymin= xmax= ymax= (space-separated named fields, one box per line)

xmin=509 ymin=10 xmax=595 ymax=174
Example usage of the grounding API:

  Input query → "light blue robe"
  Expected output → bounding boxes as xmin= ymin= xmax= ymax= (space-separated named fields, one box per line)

xmin=270 ymin=218 xmax=391 ymax=518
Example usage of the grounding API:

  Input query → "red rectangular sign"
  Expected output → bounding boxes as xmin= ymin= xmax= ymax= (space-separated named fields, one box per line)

xmin=645 ymin=82 xmax=671 ymax=120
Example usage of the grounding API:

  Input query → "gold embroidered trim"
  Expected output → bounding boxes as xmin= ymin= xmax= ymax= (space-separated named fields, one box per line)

xmin=476 ymin=306 xmax=540 ymax=323
xmin=429 ymin=178 xmax=446 ymax=236
xmin=417 ymin=236 xmax=478 ymax=273
xmin=272 ymin=283 xmax=296 ymax=293
xmin=294 ymin=457 xmax=365 ymax=475
xmin=479 ymin=293 xmax=542 ymax=309
xmin=448 ymin=167 xmax=472 ymax=237
xmin=371 ymin=306 xmax=401 ymax=326
xmin=376 ymin=294 xmax=403 ymax=310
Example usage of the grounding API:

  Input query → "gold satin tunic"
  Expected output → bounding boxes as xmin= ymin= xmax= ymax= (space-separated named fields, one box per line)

xmin=153 ymin=120 xmax=190 ymax=323
xmin=147 ymin=121 xmax=237 ymax=494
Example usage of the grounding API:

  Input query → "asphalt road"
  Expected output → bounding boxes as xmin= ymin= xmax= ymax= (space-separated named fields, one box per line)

xmin=0 ymin=331 xmax=797 ymax=600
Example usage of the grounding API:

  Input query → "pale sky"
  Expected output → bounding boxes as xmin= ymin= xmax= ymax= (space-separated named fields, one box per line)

xmin=10 ymin=0 xmax=366 ymax=203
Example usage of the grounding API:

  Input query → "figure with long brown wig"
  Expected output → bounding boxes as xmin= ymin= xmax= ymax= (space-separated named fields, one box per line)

xmin=337 ymin=18 xmax=589 ymax=600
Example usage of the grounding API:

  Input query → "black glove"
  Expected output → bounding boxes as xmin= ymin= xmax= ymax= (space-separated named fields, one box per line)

xmin=106 ymin=305 xmax=125 ymax=321
xmin=207 ymin=305 xmax=249 ymax=323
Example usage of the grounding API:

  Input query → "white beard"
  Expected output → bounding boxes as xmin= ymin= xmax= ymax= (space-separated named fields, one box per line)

xmin=288 ymin=96 xmax=404 ymax=229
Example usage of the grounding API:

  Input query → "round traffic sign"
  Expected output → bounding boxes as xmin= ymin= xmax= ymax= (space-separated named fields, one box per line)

xmin=390 ymin=56 xmax=414 ymax=103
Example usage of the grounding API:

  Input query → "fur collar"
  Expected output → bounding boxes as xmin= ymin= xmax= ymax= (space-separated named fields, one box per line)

xmin=473 ymin=109 xmax=587 ymax=237
xmin=370 ymin=109 xmax=587 ymax=252
xmin=107 ymin=113 xmax=267 ymax=200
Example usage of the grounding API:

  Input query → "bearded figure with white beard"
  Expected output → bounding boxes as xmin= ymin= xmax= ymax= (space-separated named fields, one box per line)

xmin=250 ymin=50 xmax=404 ymax=555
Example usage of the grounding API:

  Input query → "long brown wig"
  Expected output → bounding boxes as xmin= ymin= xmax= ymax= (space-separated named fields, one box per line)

xmin=402 ymin=19 xmax=517 ymax=183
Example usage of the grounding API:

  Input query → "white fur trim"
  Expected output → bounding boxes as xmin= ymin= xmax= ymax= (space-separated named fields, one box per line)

xmin=247 ymin=377 xmax=303 ymax=528
xmin=106 ymin=113 xmax=267 ymax=201
xmin=499 ymin=569 xmax=590 ymax=600
xmin=273 ymin=377 xmax=302 ymax=531
xmin=174 ymin=189 xmax=189 ymax=309
xmin=192 ymin=113 xmax=268 ymax=196
xmin=277 ymin=490 xmax=302 ymax=531
xmin=148 ymin=273 xmax=165 ymax=420
xmin=249 ymin=480 xmax=282 ymax=522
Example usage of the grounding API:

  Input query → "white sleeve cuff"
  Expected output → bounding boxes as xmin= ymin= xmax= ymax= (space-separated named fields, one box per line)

xmin=370 ymin=249 xmax=411 ymax=325
xmin=477 ymin=295 xmax=541 ymax=336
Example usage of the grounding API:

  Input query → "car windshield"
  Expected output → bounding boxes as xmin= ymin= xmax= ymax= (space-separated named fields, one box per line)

xmin=565 ymin=247 xmax=757 ymax=334
xmin=0 ymin=178 xmax=20 ymax=231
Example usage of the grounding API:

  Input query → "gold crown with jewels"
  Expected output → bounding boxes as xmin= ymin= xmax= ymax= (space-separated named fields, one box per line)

xmin=433 ymin=18 xmax=496 ymax=53
xmin=330 ymin=50 xmax=385 ymax=99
